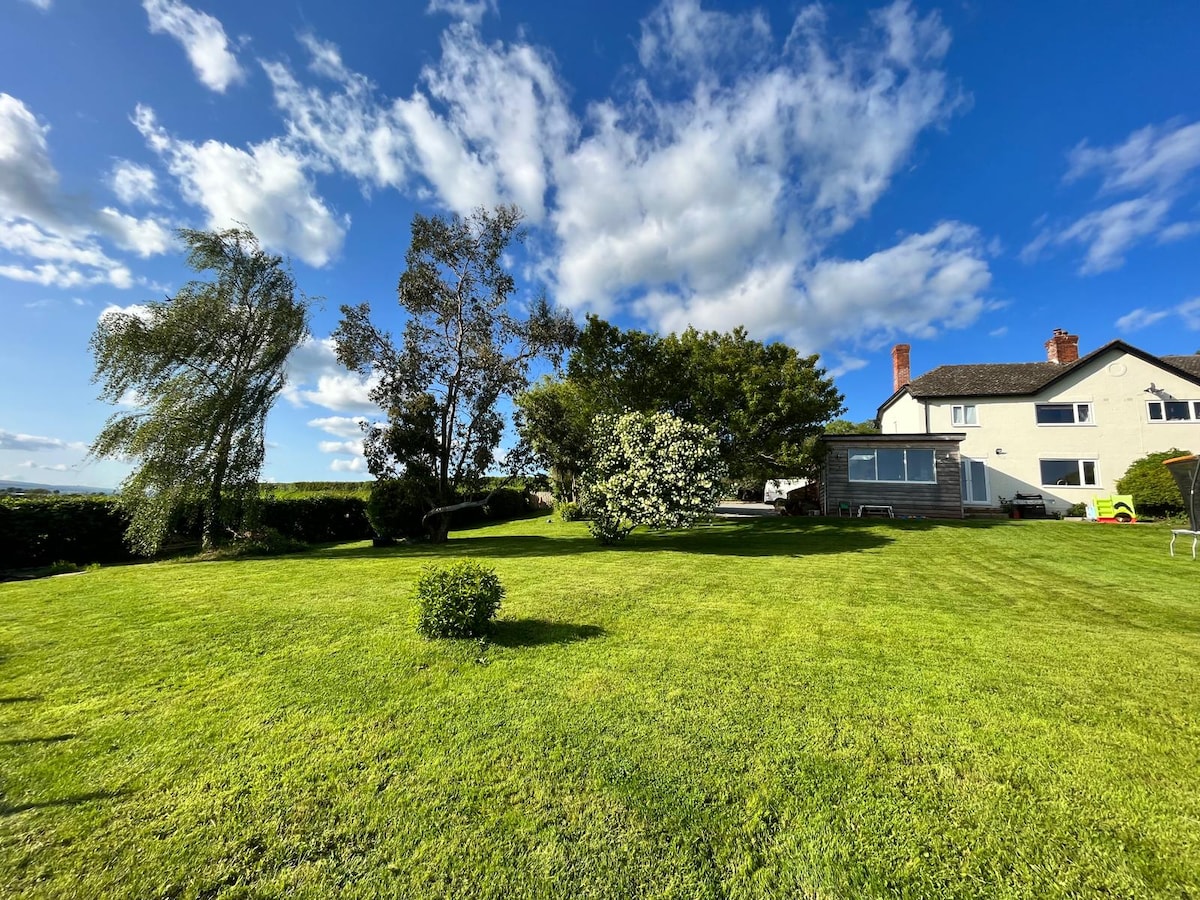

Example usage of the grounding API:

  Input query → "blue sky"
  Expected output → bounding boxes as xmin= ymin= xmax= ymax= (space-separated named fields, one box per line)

xmin=2 ymin=0 xmax=1199 ymax=488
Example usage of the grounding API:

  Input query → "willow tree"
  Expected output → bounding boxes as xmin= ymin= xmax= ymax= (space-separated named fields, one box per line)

xmin=90 ymin=227 xmax=309 ymax=552
xmin=333 ymin=205 xmax=576 ymax=541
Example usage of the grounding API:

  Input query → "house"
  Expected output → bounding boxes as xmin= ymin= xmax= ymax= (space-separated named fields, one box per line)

xmin=877 ymin=330 xmax=1200 ymax=515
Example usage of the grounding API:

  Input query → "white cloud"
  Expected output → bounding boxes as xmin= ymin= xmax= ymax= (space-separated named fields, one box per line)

xmin=282 ymin=337 xmax=378 ymax=413
xmin=98 ymin=302 xmax=154 ymax=323
xmin=426 ymin=0 xmax=496 ymax=26
xmin=308 ymin=416 xmax=368 ymax=438
xmin=18 ymin=460 xmax=71 ymax=472
xmin=318 ymin=439 xmax=364 ymax=455
xmin=1115 ymin=297 xmax=1200 ymax=333
xmin=260 ymin=1 xmax=982 ymax=352
xmin=134 ymin=105 xmax=346 ymax=267
xmin=142 ymin=0 xmax=245 ymax=93
xmin=1029 ymin=119 xmax=1200 ymax=274
xmin=1066 ymin=121 xmax=1200 ymax=193
xmin=0 ymin=94 xmax=168 ymax=289
xmin=1115 ymin=307 xmax=1171 ymax=333
xmin=19 ymin=0 xmax=51 ymax=10
xmin=1179 ymin=298 xmax=1200 ymax=331
xmin=109 ymin=160 xmax=159 ymax=205
xmin=330 ymin=457 xmax=368 ymax=473
xmin=0 ymin=429 xmax=85 ymax=452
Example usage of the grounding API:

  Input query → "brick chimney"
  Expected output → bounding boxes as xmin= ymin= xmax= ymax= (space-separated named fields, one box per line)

xmin=892 ymin=343 xmax=911 ymax=392
xmin=1045 ymin=328 xmax=1080 ymax=365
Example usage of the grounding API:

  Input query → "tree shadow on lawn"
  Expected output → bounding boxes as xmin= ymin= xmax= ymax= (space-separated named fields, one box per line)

xmin=0 ymin=789 xmax=131 ymax=817
xmin=300 ymin=516 xmax=990 ymax=562
xmin=0 ymin=734 xmax=76 ymax=747
xmin=488 ymin=619 xmax=606 ymax=647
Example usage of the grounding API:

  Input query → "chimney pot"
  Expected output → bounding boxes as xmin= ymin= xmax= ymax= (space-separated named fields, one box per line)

xmin=892 ymin=343 xmax=911 ymax=392
xmin=1045 ymin=329 xmax=1080 ymax=365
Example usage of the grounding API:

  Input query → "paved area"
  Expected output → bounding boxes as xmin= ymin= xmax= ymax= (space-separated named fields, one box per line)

xmin=713 ymin=501 xmax=778 ymax=518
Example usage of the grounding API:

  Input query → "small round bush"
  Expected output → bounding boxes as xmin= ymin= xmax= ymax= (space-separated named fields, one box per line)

xmin=415 ymin=560 xmax=505 ymax=639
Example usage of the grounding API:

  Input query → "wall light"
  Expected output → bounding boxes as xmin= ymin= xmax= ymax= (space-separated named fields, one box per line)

xmin=995 ymin=448 xmax=1006 ymax=455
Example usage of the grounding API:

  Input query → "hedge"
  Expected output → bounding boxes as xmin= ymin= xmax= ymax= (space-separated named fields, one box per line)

xmin=1 ymin=495 xmax=373 ymax=571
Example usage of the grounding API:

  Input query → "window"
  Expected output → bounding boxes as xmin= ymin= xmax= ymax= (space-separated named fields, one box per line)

xmin=1147 ymin=400 xmax=1200 ymax=422
xmin=951 ymin=404 xmax=978 ymax=426
xmin=848 ymin=448 xmax=937 ymax=483
xmin=1039 ymin=459 xmax=1098 ymax=487
xmin=1035 ymin=403 xmax=1093 ymax=425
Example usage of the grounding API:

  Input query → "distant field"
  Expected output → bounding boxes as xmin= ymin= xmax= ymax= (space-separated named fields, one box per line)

xmin=1 ymin=517 xmax=1197 ymax=899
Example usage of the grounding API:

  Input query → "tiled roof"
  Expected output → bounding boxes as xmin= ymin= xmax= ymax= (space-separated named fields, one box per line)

xmin=907 ymin=361 xmax=1075 ymax=398
xmin=901 ymin=343 xmax=1200 ymax=400
xmin=1163 ymin=355 xmax=1200 ymax=378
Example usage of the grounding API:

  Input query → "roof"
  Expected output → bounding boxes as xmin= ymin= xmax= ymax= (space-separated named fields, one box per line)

xmin=878 ymin=340 xmax=1200 ymax=418
xmin=822 ymin=432 xmax=965 ymax=444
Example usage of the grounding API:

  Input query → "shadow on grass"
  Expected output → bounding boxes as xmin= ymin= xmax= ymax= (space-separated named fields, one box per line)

xmin=299 ymin=516 xmax=988 ymax=561
xmin=488 ymin=619 xmax=605 ymax=647
xmin=0 ymin=734 xmax=75 ymax=747
xmin=0 ymin=696 xmax=42 ymax=705
xmin=0 ymin=789 xmax=130 ymax=817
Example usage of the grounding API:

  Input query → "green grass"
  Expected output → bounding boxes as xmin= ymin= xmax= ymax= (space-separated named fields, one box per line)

xmin=1 ymin=517 xmax=1198 ymax=899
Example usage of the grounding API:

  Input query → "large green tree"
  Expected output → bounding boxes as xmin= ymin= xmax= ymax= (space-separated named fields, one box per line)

xmin=90 ymin=228 xmax=309 ymax=552
xmin=333 ymin=205 xmax=576 ymax=541
xmin=1116 ymin=448 xmax=1193 ymax=517
xmin=517 ymin=315 xmax=844 ymax=492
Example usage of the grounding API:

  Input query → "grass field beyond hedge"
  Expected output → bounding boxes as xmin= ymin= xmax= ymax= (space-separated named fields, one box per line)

xmin=2 ymin=517 xmax=1198 ymax=899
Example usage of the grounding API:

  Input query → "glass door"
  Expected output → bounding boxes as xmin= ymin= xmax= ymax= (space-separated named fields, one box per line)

xmin=960 ymin=458 xmax=989 ymax=504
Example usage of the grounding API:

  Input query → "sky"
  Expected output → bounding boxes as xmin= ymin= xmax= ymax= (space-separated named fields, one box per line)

xmin=2 ymin=0 xmax=1199 ymax=488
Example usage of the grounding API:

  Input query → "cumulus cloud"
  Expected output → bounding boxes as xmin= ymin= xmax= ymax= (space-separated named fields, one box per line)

xmin=0 ymin=429 xmax=85 ymax=452
xmin=109 ymin=160 xmax=159 ymax=206
xmin=282 ymin=337 xmax=379 ymax=413
xmin=262 ymin=0 xmax=985 ymax=354
xmin=330 ymin=457 xmax=368 ymax=473
xmin=1027 ymin=119 xmax=1200 ymax=273
xmin=142 ymin=0 xmax=245 ymax=93
xmin=0 ymin=94 xmax=169 ymax=288
xmin=134 ymin=105 xmax=347 ymax=267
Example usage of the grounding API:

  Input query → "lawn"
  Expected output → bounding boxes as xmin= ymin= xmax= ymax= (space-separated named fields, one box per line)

xmin=1 ymin=516 xmax=1198 ymax=899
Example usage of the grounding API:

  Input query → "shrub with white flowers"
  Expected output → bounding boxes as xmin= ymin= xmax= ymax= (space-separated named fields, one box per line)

xmin=579 ymin=411 xmax=726 ymax=544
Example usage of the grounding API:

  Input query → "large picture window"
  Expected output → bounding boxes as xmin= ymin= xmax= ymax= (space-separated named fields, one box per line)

xmin=848 ymin=448 xmax=937 ymax=483
xmin=1147 ymin=400 xmax=1200 ymax=422
xmin=1039 ymin=459 xmax=1098 ymax=487
xmin=1035 ymin=403 xmax=1092 ymax=425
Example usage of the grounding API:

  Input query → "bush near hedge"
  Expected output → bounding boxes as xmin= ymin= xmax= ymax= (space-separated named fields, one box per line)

xmin=414 ymin=560 xmax=505 ymax=639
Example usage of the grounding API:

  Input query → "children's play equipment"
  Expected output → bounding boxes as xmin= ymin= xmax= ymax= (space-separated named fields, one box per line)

xmin=1163 ymin=454 xmax=1200 ymax=559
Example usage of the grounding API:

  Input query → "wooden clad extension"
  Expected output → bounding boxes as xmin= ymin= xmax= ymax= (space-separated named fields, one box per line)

xmin=821 ymin=434 xmax=966 ymax=519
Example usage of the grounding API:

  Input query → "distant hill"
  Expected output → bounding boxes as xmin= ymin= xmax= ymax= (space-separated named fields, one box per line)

xmin=0 ymin=479 xmax=113 ymax=496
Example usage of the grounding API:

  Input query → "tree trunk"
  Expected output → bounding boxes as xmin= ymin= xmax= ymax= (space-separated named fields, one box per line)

xmin=427 ymin=513 xmax=451 ymax=543
xmin=203 ymin=426 xmax=234 ymax=550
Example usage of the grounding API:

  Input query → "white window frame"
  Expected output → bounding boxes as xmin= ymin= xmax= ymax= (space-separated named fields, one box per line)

xmin=1039 ymin=458 xmax=1099 ymax=488
xmin=848 ymin=448 xmax=937 ymax=484
xmin=1147 ymin=399 xmax=1200 ymax=422
xmin=1035 ymin=402 xmax=1094 ymax=426
xmin=951 ymin=404 xmax=979 ymax=427
xmin=960 ymin=457 xmax=989 ymax=504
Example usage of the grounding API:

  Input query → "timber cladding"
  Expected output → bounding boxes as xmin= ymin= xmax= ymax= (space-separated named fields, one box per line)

xmin=821 ymin=434 xmax=966 ymax=519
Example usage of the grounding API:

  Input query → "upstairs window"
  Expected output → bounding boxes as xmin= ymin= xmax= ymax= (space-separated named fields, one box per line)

xmin=1147 ymin=400 xmax=1200 ymax=422
xmin=848 ymin=448 xmax=936 ymax=483
xmin=951 ymin=404 xmax=978 ymax=426
xmin=1035 ymin=402 xmax=1092 ymax=425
